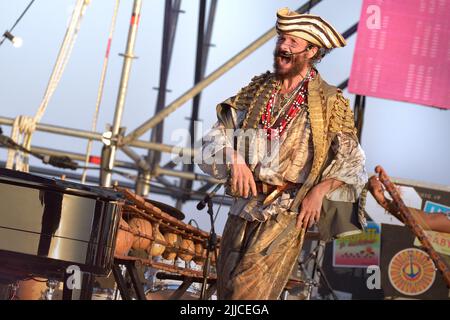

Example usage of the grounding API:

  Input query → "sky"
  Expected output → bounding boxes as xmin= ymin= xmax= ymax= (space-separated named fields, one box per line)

xmin=0 ymin=0 xmax=449 ymax=234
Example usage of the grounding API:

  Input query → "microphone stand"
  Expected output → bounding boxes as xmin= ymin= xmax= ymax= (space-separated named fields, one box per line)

xmin=199 ymin=197 xmax=218 ymax=300
xmin=298 ymin=240 xmax=337 ymax=300
xmin=196 ymin=184 xmax=221 ymax=300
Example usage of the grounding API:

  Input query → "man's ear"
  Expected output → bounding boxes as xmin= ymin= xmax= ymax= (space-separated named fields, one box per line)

xmin=306 ymin=46 xmax=319 ymax=59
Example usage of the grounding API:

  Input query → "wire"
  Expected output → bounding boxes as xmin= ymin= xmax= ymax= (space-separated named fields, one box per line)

xmin=188 ymin=219 xmax=200 ymax=229
xmin=213 ymin=187 xmax=225 ymax=223
xmin=0 ymin=0 xmax=36 ymax=47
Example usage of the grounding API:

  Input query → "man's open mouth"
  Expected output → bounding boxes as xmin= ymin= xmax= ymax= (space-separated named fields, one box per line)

xmin=276 ymin=50 xmax=293 ymax=66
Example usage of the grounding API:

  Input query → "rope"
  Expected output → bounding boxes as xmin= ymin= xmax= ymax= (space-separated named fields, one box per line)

xmin=6 ymin=116 xmax=35 ymax=171
xmin=6 ymin=0 xmax=90 ymax=172
xmin=81 ymin=0 xmax=121 ymax=183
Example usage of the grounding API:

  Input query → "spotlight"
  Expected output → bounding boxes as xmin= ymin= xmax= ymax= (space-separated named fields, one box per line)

xmin=3 ymin=31 xmax=23 ymax=48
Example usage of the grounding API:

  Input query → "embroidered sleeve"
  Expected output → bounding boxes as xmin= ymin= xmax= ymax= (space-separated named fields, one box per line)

xmin=197 ymin=121 xmax=233 ymax=180
xmin=321 ymin=131 xmax=368 ymax=202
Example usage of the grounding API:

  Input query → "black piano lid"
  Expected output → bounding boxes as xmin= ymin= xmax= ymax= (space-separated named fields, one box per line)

xmin=0 ymin=168 xmax=123 ymax=201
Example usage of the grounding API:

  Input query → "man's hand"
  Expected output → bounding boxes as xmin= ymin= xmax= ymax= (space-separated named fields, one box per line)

xmin=296 ymin=187 xmax=324 ymax=230
xmin=296 ymin=179 xmax=344 ymax=230
xmin=229 ymin=150 xmax=257 ymax=198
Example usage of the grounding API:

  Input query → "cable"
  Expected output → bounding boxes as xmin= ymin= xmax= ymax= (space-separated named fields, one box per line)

xmin=188 ymin=219 xmax=200 ymax=229
xmin=213 ymin=188 xmax=225 ymax=223
xmin=0 ymin=129 xmax=78 ymax=170
xmin=0 ymin=0 xmax=36 ymax=47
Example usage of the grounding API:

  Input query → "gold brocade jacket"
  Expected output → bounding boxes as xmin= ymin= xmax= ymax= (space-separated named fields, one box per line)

xmin=199 ymin=71 xmax=368 ymax=222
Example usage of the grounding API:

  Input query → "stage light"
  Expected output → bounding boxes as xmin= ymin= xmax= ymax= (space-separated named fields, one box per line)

xmin=3 ymin=31 xmax=23 ymax=48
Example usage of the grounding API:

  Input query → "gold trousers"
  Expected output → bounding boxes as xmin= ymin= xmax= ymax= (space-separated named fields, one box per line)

xmin=217 ymin=212 xmax=303 ymax=300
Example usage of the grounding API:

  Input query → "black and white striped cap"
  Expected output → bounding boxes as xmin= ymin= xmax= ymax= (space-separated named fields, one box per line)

xmin=276 ymin=8 xmax=346 ymax=49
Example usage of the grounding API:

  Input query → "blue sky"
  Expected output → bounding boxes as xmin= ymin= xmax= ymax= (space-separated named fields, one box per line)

xmin=1 ymin=0 xmax=449 ymax=233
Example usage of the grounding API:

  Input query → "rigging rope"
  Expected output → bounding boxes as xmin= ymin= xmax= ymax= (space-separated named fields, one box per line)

xmin=81 ymin=0 xmax=121 ymax=183
xmin=6 ymin=0 xmax=90 ymax=172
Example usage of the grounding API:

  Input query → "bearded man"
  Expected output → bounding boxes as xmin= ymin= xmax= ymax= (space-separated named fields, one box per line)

xmin=199 ymin=8 xmax=368 ymax=300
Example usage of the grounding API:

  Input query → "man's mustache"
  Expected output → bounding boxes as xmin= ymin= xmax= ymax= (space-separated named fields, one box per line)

xmin=275 ymin=47 xmax=309 ymax=58
xmin=275 ymin=49 xmax=294 ymax=59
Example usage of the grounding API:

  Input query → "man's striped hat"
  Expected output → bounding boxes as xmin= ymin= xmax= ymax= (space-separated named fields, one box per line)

xmin=276 ymin=8 xmax=346 ymax=49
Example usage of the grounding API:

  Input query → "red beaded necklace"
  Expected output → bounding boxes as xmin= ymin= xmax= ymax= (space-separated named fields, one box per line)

xmin=261 ymin=69 xmax=315 ymax=140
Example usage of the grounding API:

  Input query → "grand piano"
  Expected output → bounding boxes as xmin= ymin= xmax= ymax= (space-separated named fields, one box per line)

xmin=0 ymin=168 xmax=123 ymax=285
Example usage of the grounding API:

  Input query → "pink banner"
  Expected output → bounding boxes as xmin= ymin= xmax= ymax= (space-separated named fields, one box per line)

xmin=349 ymin=0 xmax=450 ymax=109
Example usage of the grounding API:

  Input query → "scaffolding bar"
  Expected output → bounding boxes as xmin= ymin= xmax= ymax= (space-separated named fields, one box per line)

xmin=0 ymin=116 xmax=195 ymax=157
xmin=102 ymin=0 xmax=143 ymax=187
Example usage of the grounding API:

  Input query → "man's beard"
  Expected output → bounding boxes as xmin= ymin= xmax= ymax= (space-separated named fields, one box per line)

xmin=273 ymin=49 xmax=307 ymax=80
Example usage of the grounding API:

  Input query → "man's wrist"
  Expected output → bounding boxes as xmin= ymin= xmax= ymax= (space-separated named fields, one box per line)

xmin=314 ymin=179 xmax=344 ymax=197
xmin=225 ymin=148 xmax=243 ymax=165
xmin=312 ymin=184 xmax=329 ymax=198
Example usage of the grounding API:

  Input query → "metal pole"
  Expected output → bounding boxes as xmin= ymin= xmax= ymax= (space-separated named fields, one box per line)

xmin=177 ymin=0 xmax=207 ymax=209
xmin=0 ymin=144 xmax=137 ymax=170
xmin=122 ymin=0 xmax=323 ymax=145
xmin=138 ymin=0 xmax=182 ymax=196
xmin=155 ymin=166 xmax=224 ymax=184
xmin=121 ymin=145 xmax=151 ymax=171
xmin=102 ymin=0 xmax=142 ymax=187
xmin=0 ymin=116 xmax=195 ymax=156
xmin=353 ymin=94 xmax=366 ymax=142
xmin=148 ymin=0 xmax=182 ymax=167
xmin=161 ymin=0 xmax=217 ymax=174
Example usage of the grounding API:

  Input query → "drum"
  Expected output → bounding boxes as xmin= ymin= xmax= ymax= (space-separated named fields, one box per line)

xmin=129 ymin=218 xmax=153 ymax=250
xmin=162 ymin=232 xmax=181 ymax=260
xmin=146 ymin=227 xmax=166 ymax=257
xmin=178 ymin=238 xmax=195 ymax=262
xmin=115 ymin=218 xmax=134 ymax=256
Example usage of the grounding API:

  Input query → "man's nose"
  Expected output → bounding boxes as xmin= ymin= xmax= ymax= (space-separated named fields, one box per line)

xmin=277 ymin=40 xmax=291 ymax=51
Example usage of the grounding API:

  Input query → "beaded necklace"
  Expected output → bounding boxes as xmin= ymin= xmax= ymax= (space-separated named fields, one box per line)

xmin=261 ymin=69 xmax=315 ymax=140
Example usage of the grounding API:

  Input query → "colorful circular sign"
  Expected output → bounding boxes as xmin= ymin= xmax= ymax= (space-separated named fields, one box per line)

xmin=388 ymin=248 xmax=436 ymax=296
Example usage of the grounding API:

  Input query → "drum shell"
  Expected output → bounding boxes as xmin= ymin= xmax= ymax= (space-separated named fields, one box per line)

xmin=162 ymin=233 xmax=181 ymax=260
xmin=178 ymin=239 xmax=195 ymax=262
xmin=146 ymin=227 xmax=166 ymax=257
xmin=115 ymin=218 xmax=134 ymax=256
xmin=129 ymin=218 xmax=153 ymax=250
